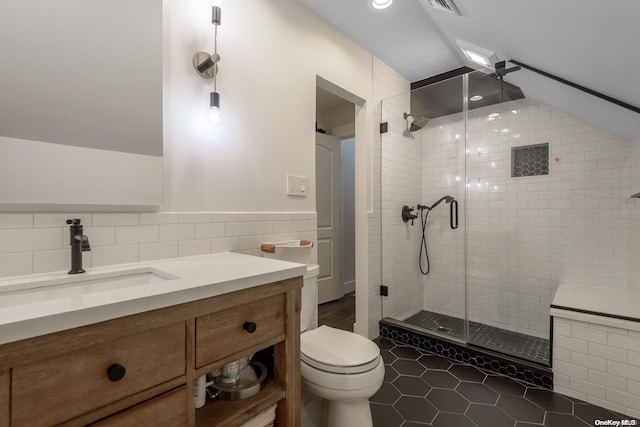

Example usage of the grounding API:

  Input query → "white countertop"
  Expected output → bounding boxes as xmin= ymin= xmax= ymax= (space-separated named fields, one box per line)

xmin=0 ymin=252 xmax=307 ymax=345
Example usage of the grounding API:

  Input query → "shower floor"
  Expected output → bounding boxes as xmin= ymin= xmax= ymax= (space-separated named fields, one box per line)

xmin=403 ymin=310 xmax=550 ymax=366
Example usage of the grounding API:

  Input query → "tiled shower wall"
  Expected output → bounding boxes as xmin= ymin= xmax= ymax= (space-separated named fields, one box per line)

xmin=379 ymin=91 xmax=424 ymax=322
xmin=632 ymin=134 xmax=640 ymax=296
xmin=0 ymin=212 xmax=317 ymax=277
xmin=368 ymin=57 xmax=411 ymax=338
xmin=421 ymin=113 xmax=466 ymax=321
xmin=421 ymin=99 xmax=634 ymax=339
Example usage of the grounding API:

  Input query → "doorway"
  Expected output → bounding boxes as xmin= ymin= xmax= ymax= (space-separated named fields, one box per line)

xmin=315 ymin=85 xmax=356 ymax=332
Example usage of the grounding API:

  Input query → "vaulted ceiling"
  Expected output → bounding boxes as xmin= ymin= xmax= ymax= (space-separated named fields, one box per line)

xmin=299 ymin=0 xmax=640 ymax=138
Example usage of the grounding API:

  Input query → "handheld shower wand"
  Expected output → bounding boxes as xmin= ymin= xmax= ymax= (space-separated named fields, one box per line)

xmin=417 ymin=195 xmax=458 ymax=275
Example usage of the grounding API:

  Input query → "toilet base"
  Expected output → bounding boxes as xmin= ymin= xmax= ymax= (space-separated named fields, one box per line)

xmin=323 ymin=399 xmax=373 ymax=427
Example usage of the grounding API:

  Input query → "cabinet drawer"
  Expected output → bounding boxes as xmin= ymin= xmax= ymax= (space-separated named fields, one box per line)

xmin=196 ymin=293 xmax=285 ymax=367
xmin=12 ymin=322 xmax=186 ymax=427
xmin=92 ymin=386 xmax=188 ymax=427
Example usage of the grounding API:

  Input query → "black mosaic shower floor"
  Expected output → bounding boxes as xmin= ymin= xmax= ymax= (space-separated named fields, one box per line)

xmin=403 ymin=310 xmax=550 ymax=366
xmin=371 ymin=337 xmax=637 ymax=427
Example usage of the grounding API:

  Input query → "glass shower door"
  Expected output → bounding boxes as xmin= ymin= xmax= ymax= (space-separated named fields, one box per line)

xmin=380 ymin=75 xmax=467 ymax=343
xmin=465 ymin=71 xmax=550 ymax=365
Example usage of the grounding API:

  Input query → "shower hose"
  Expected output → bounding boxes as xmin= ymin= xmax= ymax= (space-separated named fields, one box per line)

xmin=419 ymin=208 xmax=431 ymax=275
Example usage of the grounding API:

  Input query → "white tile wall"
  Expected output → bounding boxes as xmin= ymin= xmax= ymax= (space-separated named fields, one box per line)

xmin=379 ymin=91 xmax=424 ymax=323
xmin=417 ymin=98 xmax=634 ymax=339
xmin=368 ymin=56 xmax=411 ymax=338
xmin=0 ymin=212 xmax=317 ymax=277
xmin=554 ymin=316 xmax=640 ymax=418
xmin=632 ymin=134 xmax=640 ymax=298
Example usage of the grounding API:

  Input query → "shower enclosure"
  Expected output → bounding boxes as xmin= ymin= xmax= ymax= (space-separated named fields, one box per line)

xmin=380 ymin=71 xmax=552 ymax=366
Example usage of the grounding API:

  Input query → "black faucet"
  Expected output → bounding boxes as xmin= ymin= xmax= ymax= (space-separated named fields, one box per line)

xmin=66 ymin=219 xmax=91 ymax=274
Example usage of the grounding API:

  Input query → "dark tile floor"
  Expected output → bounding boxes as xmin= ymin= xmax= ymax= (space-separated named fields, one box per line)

xmin=371 ymin=337 xmax=637 ymax=427
xmin=404 ymin=310 xmax=550 ymax=365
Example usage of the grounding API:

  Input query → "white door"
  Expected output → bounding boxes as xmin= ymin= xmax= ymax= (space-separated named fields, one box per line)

xmin=316 ymin=133 xmax=342 ymax=304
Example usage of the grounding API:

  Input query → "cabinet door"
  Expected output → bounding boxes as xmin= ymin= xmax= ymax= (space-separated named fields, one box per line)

xmin=92 ymin=387 xmax=188 ymax=427
xmin=12 ymin=323 xmax=185 ymax=426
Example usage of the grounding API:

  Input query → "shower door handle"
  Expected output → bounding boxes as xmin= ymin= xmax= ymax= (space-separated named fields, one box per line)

xmin=450 ymin=200 xmax=458 ymax=230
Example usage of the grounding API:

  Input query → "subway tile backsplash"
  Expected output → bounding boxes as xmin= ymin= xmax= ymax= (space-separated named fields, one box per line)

xmin=0 ymin=212 xmax=317 ymax=278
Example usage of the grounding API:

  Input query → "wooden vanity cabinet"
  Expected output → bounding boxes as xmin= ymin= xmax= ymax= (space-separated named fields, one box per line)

xmin=0 ymin=276 xmax=302 ymax=427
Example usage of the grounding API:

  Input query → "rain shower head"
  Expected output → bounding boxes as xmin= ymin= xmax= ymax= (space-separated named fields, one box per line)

xmin=409 ymin=115 xmax=430 ymax=131
xmin=402 ymin=112 xmax=415 ymax=138
xmin=403 ymin=112 xmax=430 ymax=137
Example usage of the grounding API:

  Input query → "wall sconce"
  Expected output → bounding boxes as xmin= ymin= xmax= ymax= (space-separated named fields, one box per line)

xmin=193 ymin=4 xmax=222 ymax=120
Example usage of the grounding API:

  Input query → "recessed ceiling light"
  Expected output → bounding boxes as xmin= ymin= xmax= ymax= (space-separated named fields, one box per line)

xmin=489 ymin=113 xmax=500 ymax=118
xmin=470 ymin=95 xmax=483 ymax=101
xmin=371 ymin=0 xmax=393 ymax=9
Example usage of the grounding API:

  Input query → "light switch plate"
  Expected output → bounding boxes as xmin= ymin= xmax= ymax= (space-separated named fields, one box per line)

xmin=286 ymin=174 xmax=307 ymax=197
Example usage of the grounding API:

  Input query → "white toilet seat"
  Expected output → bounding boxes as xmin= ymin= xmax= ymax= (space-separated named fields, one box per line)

xmin=301 ymin=326 xmax=380 ymax=374
xmin=301 ymin=355 xmax=385 ymax=396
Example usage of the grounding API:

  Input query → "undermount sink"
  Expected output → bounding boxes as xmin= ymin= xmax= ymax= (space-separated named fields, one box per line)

xmin=0 ymin=268 xmax=178 ymax=309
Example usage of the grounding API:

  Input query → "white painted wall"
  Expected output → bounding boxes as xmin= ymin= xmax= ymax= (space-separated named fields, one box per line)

xmin=317 ymin=103 xmax=356 ymax=134
xmin=0 ymin=0 xmax=417 ymax=338
xmin=163 ymin=0 xmax=375 ymax=213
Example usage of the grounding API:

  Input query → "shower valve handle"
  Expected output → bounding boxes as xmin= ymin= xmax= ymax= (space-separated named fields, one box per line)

xmin=402 ymin=205 xmax=418 ymax=225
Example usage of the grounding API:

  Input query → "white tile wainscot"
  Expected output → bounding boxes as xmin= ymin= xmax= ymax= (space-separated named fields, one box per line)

xmin=551 ymin=283 xmax=640 ymax=418
xmin=0 ymin=212 xmax=317 ymax=278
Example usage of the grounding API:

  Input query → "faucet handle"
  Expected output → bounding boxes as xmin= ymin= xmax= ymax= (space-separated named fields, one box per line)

xmin=66 ymin=218 xmax=82 ymax=225
xmin=80 ymin=235 xmax=91 ymax=252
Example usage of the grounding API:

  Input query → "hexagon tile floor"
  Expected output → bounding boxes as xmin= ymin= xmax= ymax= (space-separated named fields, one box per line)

xmin=370 ymin=337 xmax=639 ymax=427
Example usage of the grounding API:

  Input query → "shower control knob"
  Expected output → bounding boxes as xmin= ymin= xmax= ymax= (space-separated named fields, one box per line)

xmin=401 ymin=205 xmax=418 ymax=224
xmin=243 ymin=321 xmax=257 ymax=333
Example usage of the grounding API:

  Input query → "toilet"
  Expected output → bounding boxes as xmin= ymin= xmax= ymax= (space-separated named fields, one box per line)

xmin=300 ymin=265 xmax=384 ymax=427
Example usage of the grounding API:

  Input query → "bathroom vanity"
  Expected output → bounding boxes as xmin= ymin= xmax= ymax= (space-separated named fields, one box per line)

xmin=0 ymin=253 xmax=305 ymax=426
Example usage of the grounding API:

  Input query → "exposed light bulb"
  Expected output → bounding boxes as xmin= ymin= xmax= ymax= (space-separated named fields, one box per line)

xmin=209 ymin=106 xmax=221 ymax=124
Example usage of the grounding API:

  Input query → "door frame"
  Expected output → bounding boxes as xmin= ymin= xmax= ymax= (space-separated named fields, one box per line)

xmin=316 ymin=76 xmax=368 ymax=336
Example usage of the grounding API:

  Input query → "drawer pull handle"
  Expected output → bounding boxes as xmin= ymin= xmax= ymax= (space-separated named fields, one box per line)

xmin=243 ymin=321 xmax=257 ymax=333
xmin=107 ymin=364 xmax=126 ymax=382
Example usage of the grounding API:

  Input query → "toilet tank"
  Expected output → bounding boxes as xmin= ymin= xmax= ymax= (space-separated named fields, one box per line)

xmin=301 ymin=265 xmax=319 ymax=332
